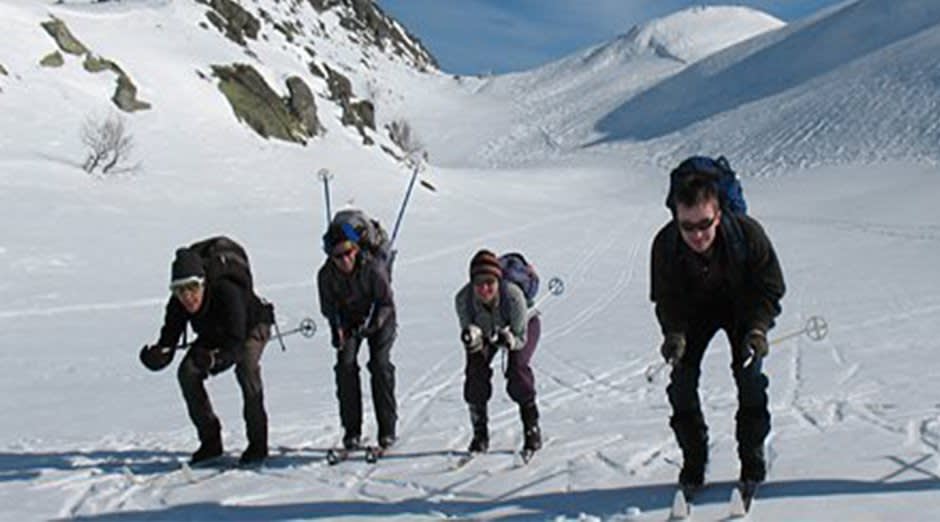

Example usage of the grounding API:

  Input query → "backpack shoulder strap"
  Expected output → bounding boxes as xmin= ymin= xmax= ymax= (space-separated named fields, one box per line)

xmin=721 ymin=213 xmax=749 ymax=265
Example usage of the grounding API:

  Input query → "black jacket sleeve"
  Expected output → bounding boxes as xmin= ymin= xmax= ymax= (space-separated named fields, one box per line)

xmin=738 ymin=216 xmax=785 ymax=332
xmin=317 ymin=263 xmax=339 ymax=328
xmin=650 ymin=223 xmax=689 ymax=335
xmin=157 ymin=297 xmax=188 ymax=348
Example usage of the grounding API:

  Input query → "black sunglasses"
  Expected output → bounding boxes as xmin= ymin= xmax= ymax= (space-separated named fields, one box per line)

xmin=679 ymin=215 xmax=717 ymax=233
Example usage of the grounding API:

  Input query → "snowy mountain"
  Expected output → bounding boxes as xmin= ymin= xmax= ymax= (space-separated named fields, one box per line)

xmin=0 ymin=0 xmax=437 ymax=171
xmin=402 ymin=6 xmax=785 ymax=168
xmin=599 ymin=0 xmax=940 ymax=174
xmin=2 ymin=1 xmax=940 ymax=520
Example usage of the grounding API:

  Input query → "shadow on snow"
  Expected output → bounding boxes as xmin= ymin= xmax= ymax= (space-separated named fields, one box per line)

xmin=64 ymin=477 xmax=940 ymax=521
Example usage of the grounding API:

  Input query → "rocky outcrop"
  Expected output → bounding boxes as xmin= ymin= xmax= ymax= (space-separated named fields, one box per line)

xmin=39 ymin=17 xmax=150 ymax=112
xmin=213 ymin=63 xmax=320 ymax=144
xmin=40 ymin=17 xmax=88 ymax=56
xmin=113 ymin=74 xmax=152 ymax=112
xmin=40 ymin=51 xmax=64 ymax=67
xmin=321 ymin=64 xmax=372 ymax=143
xmin=307 ymin=0 xmax=436 ymax=71
xmin=286 ymin=75 xmax=323 ymax=136
xmin=198 ymin=0 xmax=260 ymax=46
xmin=323 ymin=65 xmax=353 ymax=101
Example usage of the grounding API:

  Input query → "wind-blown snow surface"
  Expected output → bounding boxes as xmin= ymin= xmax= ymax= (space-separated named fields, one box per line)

xmin=2 ymin=1 xmax=940 ymax=521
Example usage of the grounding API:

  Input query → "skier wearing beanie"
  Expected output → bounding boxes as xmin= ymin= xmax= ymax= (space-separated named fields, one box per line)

xmin=454 ymin=249 xmax=542 ymax=457
xmin=140 ymin=240 xmax=274 ymax=466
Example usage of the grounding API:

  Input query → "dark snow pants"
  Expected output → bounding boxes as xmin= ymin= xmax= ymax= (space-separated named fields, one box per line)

xmin=667 ymin=314 xmax=770 ymax=467
xmin=178 ymin=323 xmax=271 ymax=447
xmin=334 ymin=321 xmax=398 ymax=440
xmin=464 ymin=315 xmax=541 ymax=408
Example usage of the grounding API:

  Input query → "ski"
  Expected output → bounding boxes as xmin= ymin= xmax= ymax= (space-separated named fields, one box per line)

xmin=325 ymin=447 xmax=351 ymax=465
xmin=326 ymin=445 xmax=384 ymax=465
xmin=668 ymin=484 xmax=700 ymax=520
xmin=450 ymin=450 xmax=486 ymax=470
xmin=728 ymin=480 xmax=759 ymax=518
xmin=668 ymin=488 xmax=690 ymax=520
xmin=364 ymin=445 xmax=384 ymax=464
xmin=519 ymin=448 xmax=537 ymax=465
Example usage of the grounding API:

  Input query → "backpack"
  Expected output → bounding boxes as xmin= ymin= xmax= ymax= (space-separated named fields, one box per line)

xmin=329 ymin=208 xmax=395 ymax=276
xmin=499 ymin=252 xmax=539 ymax=308
xmin=664 ymin=155 xmax=748 ymax=263
xmin=188 ymin=236 xmax=253 ymax=292
xmin=666 ymin=156 xmax=746 ymax=215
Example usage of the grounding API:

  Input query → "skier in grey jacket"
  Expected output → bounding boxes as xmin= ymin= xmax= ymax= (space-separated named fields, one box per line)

xmin=455 ymin=249 xmax=541 ymax=455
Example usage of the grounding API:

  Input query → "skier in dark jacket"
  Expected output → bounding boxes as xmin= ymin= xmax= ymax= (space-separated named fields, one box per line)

xmin=139 ymin=246 xmax=274 ymax=465
xmin=455 ymin=249 xmax=542 ymax=455
xmin=317 ymin=222 xmax=398 ymax=451
xmin=650 ymin=169 xmax=785 ymax=489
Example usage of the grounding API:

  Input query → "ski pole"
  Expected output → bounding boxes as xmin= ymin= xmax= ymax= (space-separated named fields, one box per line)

xmin=175 ymin=317 xmax=317 ymax=351
xmin=390 ymin=158 xmax=422 ymax=247
xmin=527 ymin=276 xmax=565 ymax=318
xmin=318 ymin=168 xmax=333 ymax=229
xmin=743 ymin=315 xmax=828 ymax=368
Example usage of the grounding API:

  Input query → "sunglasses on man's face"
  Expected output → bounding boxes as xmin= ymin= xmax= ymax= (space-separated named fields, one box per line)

xmin=172 ymin=281 xmax=203 ymax=297
xmin=679 ymin=215 xmax=717 ymax=233
xmin=332 ymin=248 xmax=356 ymax=260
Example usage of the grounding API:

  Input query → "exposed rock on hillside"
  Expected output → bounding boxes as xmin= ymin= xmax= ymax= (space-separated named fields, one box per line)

xmin=198 ymin=0 xmax=261 ymax=46
xmin=39 ymin=16 xmax=150 ymax=112
xmin=213 ymin=63 xmax=320 ymax=143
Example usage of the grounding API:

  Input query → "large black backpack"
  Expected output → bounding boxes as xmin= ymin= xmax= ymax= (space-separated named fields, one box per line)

xmin=664 ymin=156 xmax=749 ymax=264
xmin=188 ymin=236 xmax=253 ymax=292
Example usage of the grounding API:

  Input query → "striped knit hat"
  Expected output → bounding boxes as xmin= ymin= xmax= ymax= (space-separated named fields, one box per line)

xmin=469 ymin=249 xmax=502 ymax=281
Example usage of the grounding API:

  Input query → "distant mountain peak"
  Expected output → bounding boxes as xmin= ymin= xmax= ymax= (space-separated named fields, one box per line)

xmin=617 ymin=5 xmax=784 ymax=64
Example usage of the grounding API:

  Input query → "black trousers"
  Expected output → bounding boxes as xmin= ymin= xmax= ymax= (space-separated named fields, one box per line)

xmin=178 ymin=323 xmax=271 ymax=447
xmin=666 ymin=314 xmax=770 ymax=464
xmin=334 ymin=322 xmax=398 ymax=440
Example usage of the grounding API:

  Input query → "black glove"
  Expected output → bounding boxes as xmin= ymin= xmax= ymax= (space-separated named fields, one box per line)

xmin=494 ymin=326 xmax=518 ymax=351
xmin=461 ymin=325 xmax=484 ymax=353
xmin=743 ymin=329 xmax=769 ymax=360
xmin=660 ymin=333 xmax=686 ymax=363
xmin=139 ymin=344 xmax=174 ymax=372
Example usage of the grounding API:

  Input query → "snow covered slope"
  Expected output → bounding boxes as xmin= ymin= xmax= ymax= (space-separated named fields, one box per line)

xmin=598 ymin=0 xmax=940 ymax=174
xmin=0 ymin=0 xmax=437 ymax=177
xmin=404 ymin=6 xmax=783 ymax=168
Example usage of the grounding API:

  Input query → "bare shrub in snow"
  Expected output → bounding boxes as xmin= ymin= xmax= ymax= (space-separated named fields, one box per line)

xmin=80 ymin=112 xmax=137 ymax=176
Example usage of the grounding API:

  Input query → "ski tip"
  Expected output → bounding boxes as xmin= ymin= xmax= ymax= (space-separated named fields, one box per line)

xmin=728 ymin=486 xmax=747 ymax=518
xmin=669 ymin=489 xmax=690 ymax=520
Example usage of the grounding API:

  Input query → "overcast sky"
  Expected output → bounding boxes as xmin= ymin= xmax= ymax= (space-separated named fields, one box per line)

xmin=376 ymin=0 xmax=849 ymax=75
